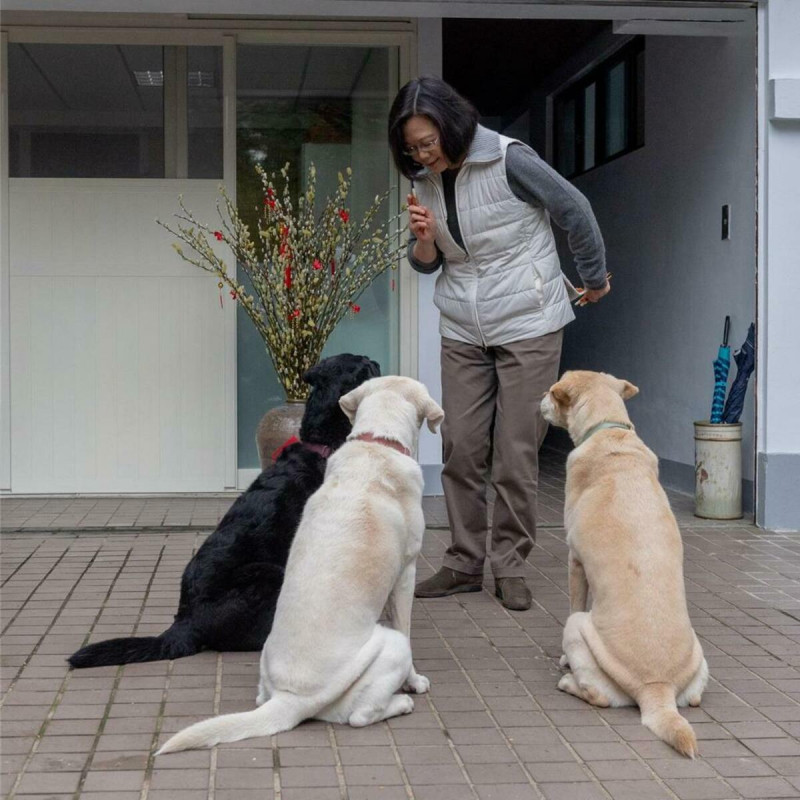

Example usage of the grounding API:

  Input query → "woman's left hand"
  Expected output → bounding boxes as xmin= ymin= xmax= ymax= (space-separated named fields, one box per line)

xmin=582 ymin=282 xmax=610 ymax=303
xmin=575 ymin=275 xmax=612 ymax=306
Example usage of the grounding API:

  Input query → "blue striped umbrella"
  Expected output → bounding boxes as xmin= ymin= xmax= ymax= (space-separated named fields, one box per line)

xmin=721 ymin=323 xmax=755 ymax=424
xmin=710 ymin=316 xmax=731 ymax=424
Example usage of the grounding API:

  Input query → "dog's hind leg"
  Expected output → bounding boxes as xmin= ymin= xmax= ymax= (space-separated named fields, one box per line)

xmin=677 ymin=657 xmax=709 ymax=708
xmin=559 ymin=613 xmax=633 ymax=708
xmin=568 ymin=554 xmax=589 ymax=614
xmin=318 ymin=626 xmax=415 ymax=727
xmin=349 ymin=693 xmax=414 ymax=727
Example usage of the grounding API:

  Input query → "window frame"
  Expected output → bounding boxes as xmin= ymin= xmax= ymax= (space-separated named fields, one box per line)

xmin=0 ymin=22 xmax=418 ymax=492
xmin=552 ymin=36 xmax=645 ymax=179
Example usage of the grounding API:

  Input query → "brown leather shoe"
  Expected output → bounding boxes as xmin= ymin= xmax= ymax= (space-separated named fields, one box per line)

xmin=415 ymin=568 xmax=483 ymax=598
xmin=495 ymin=577 xmax=532 ymax=611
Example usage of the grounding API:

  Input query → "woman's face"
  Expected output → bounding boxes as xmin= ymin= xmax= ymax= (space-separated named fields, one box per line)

xmin=402 ymin=115 xmax=450 ymax=173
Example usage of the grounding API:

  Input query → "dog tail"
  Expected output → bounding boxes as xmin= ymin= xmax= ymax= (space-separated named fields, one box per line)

xmin=158 ymin=626 xmax=393 ymax=755
xmin=638 ymin=682 xmax=698 ymax=758
xmin=156 ymin=693 xmax=305 ymax=754
xmin=68 ymin=620 xmax=199 ymax=669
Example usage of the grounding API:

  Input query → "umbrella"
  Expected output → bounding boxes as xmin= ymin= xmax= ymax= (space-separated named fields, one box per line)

xmin=721 ymin=323 xmax=755 ymax=424
xmin=710 ymin=316 xmax=731 ymax=424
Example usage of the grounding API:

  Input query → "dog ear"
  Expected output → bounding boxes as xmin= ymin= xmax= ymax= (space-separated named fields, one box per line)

xmin=550 ymin=384 xmax=570 ymax=406
xmin=339 ymin=382 xmax=370 ymax=423
xmin=618 ymin=379 xmax=639 ymax=400
xmin=303 ymin=363 xmax=323 ymax=388
xmin=424 ymin=398 xmax=445 ymax=433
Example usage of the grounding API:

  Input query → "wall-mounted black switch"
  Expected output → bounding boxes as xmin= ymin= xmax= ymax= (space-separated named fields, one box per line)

xmin=722 ymin=204 xmax=731 ymax=240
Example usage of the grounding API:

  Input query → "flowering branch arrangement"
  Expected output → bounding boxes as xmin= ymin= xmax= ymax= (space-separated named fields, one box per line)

xmin=159 ymin=163 xmax=406 ymax=400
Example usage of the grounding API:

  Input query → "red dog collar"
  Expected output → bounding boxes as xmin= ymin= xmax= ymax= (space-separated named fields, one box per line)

xmin=353 ymin=433 xmax=412 ymax=458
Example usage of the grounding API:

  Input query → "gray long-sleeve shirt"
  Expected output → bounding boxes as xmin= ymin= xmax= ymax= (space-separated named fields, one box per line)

xmin=408 ymin=142 xmax=607 ymax=289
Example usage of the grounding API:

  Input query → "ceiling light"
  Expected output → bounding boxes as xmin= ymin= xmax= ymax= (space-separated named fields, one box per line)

xmin=134 ymin=70 xmax=164 ymax=87
xmin=189 ymin=71 xmax=215 ymax=88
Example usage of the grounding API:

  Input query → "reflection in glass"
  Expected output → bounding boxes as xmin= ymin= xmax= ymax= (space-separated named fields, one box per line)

xmin=606 ymin=61 xmax=628 ymax=158
xmin=236 ymin=44 xmax=399 ymax=467
xmin=188 ymin=47 xmax=223 ymax=179
xmin=8 ymin=43 xmax=165 ymax=178
xmin=556 ymin=97 xmax=576 ymax=177
xmin=583 ymin=83 xmax=596 ymax=171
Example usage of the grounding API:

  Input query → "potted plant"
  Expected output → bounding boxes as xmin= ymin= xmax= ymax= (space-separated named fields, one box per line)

xmin=160 ymin=162 xmax=405 ymax=465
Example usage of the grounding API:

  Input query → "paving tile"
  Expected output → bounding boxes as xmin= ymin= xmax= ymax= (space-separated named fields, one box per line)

xmin=742 ymin=737 xmax=800 ymax=757
xmin=464 ymin=762 xmax=529 ymax=784
xmin=397 ymin=745 xmax=457 ymax=764
xmin=278 ymin=746 xmax=337 ymax=766
xmin=706 ymin=756 xmax=777 ymax=777
xmin=279 ymin=766 xmax=339 ymax=788
xmin=663 ymin=777 xmax=740 ymax=799
xmin=726 ymin=776 xmax=800 ymax=797
xmin=599 ymin=780 xmax=674 ymax=800
xmin=476 ymin=786 xmax=541 ymax=800
xmin=148 ymin=769 xmax=210 ymax=791
xmin=412 ymin=786 xmax=475 ymax=800
xmin=215 ymin=768 xmax=273 ymax=789
xmin=571 ymin=742 xmax=636 ymax=761
xmin=342 ymin=765 xmax=404 ymax=785
xmin=527 ymin=762 xmax=591 ymax=782
xmin=281 ymin=789 xmax=340 ymax=800
xmin=81 ymin=770 xmax=147 ymax=793
xmin=404 ymin=763 xmax=466 ymax=784
xmin=646 ymin=758 xmax=717 ymax=779
xmin=587 ymin=760 xmax=653 ymax=780
xmin=348 ymin=787 xmax=408 ymax=800
xmin=539 ymin=782 xmax=610 ymax=800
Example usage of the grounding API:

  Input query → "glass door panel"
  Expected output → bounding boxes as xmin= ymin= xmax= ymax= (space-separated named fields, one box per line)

xmin=236 ymin=43 xmax=399 ymax=468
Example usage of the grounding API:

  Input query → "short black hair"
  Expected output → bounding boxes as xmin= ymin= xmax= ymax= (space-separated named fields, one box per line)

xmin=388 ymin=76 xmax=480 ymax=179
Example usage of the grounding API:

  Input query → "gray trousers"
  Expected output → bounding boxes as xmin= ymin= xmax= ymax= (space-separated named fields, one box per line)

xmin=440 ymin=330 xmax=563 ymax=579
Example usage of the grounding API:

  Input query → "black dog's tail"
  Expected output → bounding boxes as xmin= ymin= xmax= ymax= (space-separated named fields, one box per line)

xmin=68 ymin=619 xmax=199 ymax=669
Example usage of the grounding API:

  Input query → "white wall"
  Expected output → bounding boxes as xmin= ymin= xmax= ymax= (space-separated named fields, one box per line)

xmin=757 ymin=0 xmax=800 ymax=530
xmin=559 ymin=35 xmax=757 ymax=493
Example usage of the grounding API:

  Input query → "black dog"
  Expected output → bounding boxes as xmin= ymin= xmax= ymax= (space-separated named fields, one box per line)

xmin=68 ymin=353 xmax=380 ymax=669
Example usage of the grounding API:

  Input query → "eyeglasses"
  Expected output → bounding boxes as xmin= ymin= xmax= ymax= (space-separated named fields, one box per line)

xmin=402 ymin=137 xmax=439 ymax=157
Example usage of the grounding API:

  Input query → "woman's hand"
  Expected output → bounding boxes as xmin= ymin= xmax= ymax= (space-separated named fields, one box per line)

xmin=575 ymin=274 xmax=612 ymax=306
xmin=582 ymin=282 xmax=610 ymax=303
xmin=408 ymin=194 xmax=436 ymax=242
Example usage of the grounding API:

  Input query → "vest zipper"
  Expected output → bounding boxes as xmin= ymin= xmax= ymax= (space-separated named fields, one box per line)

xmin=452 ymin=167 xmax=487 ymax=349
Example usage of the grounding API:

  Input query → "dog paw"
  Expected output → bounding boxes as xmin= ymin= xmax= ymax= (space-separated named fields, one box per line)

xmin=557 ymin=673 xmax=577 ymax=694
xmin=400 ymin=695 xmax=415 ymax=714
xmin=404 ymin=673 xmax=430 ymax=694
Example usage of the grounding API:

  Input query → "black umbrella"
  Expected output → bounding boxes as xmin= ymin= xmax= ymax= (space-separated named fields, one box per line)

xmin=721 ymin=323 xmax=755 ymax=424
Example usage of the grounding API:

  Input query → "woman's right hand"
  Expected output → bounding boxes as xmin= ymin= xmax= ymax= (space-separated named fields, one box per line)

xmin=408 ymin=194 xmax=437 ymax=245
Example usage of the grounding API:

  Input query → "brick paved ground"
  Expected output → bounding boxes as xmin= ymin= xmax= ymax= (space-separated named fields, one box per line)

xmin=3 ymin=449 xmax=800 ymax=799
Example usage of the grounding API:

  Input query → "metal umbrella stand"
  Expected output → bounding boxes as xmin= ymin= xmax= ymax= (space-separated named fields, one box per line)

xmin=695 ymin=316 xmax=743 ymax=520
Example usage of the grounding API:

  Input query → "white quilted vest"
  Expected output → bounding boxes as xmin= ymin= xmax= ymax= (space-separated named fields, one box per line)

xmin=414 ymin=130 xmax=575 ymax=347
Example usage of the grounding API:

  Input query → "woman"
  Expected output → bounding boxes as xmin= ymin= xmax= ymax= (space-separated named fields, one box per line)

xmin=388 ymin=76 xmax=609 ymax=611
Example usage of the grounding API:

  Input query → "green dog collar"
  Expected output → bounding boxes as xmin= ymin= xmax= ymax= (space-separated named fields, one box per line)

xmin=574 ymin=421 xmax=633 ymax=448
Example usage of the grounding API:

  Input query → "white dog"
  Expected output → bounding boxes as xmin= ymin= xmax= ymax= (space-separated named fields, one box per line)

xmin=157 ymin=376 xmax=444 ymax=753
